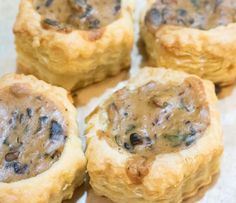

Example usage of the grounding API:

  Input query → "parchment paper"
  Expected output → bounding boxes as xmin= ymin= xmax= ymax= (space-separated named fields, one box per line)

xmin=0 ymin=1 xmax=236 ymax=202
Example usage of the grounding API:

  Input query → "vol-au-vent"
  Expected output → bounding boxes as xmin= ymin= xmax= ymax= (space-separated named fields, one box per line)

xmin=0 ymin=74 xmax=86 ymax=203
xmin=85 ymin=68 xmax=223 ymax=203
xmin=14 ymin=0 xmax=134 ymax=90
xmin=0 ymin=85 xmax=67 ymax=183
xmin=141 ymin=0 xmax=236 ymax=87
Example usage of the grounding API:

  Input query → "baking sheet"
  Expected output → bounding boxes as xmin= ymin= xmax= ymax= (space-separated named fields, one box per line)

xmin=1 ymin=0 xmax=236 ymax=202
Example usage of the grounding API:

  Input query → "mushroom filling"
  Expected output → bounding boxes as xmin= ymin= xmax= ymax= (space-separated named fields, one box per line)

xmin=34 ymin=0 xmax=121 ymax=31
xmin=106 ymin=78 xmax=210 ymax=157
xmin=145 ymin=0 xmax=236 ymax=31
xmin=0 ymin=84 xmax=67 ymax=183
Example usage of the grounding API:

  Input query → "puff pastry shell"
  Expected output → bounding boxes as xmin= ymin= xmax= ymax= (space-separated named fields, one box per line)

xmin=141 ymin=0 xmax=236 ymax=87
xmin=14 ymin=0 xmax=134 ymax=90
xmin=0 ymin=74 xmax=86 ymax=203
xmin=85 ymin=68 xmax=223 ymax=203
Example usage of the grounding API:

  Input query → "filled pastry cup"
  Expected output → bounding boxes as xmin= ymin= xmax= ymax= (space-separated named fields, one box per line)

xmin=14 ymin=0 xmax=134 ymax=90
xmin=0 ymin=74 xmax=86 ymax=203
xmin=141 ymin=0 xmax=236 ymax=87
xmin=85 ymin=68 xmax=223 ymax=203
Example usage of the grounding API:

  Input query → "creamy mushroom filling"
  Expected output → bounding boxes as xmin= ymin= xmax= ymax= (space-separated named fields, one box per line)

xmin=106 ymin=77 xmax=210 ymax=157
xmin=34 ymin=0 xmax=121 ymax=31
xmin=145 ymin=0 xmax=236 ymax=31
xmin=0 ymin=84 xmax=67 ymax=183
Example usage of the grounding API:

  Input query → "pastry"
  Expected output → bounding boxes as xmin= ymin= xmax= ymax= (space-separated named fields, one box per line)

xmin=14 ymin=0 xmax=134 ymax=90
xmin=85 ymin=68 xmax=223 ymax=203
xmin=141 ymin=0 xmax=236 ymax=87
xmin=0 ymin=74 xmax=86 ymax=203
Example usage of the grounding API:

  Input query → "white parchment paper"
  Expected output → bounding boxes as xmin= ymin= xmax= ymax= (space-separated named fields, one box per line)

xmin=0 ymin=1 xmax=235 ymax=202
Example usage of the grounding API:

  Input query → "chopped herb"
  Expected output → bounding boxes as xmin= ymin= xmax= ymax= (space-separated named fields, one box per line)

xmin=114 ymin=0 xmax=121 ymax=14
xmin=161 ymin=7 xmax=170 ymax=21
xmin=177 ymin=18 xmax=186 ymax=26
xmin=185 ymin=120 xmax=191 ymax=125
xmin=8 ymin=119 xmax=13 ymax=125
xmin=124 ymin=112 xmax=128 ymax=117
xmin=163 ymin=134 xmax=189 ymax=147
xmin=154 ymin=118 xmax=159 ymax=125
xmin=189 ymin=18 xmax=195 ymax=24
xmin=13 ymin=162 xmax=28 ymax=174
xmin=145 ymin=8 xmax=162 ymax=27
xmin=114 ymin=135 xmax=122 ymax=146
xmin=87 ymin=18 xmax=100 ymax=29
xmin=50 ymin=151 xmax=61 ymax=159
xmin=49 ymin=120 xmax=63 ymax=140
xmin=190 ymin=0 xmax=199 ymax=8
xmin=12 ymin=111 xmax=18 ymax=119
xmin=11 ymin=111 xmax=18 ymax=128
xmin=164 ymin=134 xmax=185 ymax=145
xmin=185 ymin=135 xmax=196 ymax=146
xmin=16 ymin=137 xmax=20 ymax=144
xmin=36 ymin=96 xmax=42 ymax=101
xmin=180 ymin=98 xmax=190 ymax=112
xmin=26 ymin=108 xmax=33 ymax=118
xmin=40 ymin=116 xmax=49 ymax=124
xmin=74 ymin=0 xmax=87 ymax=7
xmin=3 ymin=138 xmax=10 ymax=146
xmin=154 ymin=134 xmax=157 ymax=139
xmin=163 ymin=133 xmax=197 ymax=147
xmin=124 ymin=142 xmax=132 ymax=150
xmin=145 ymin=137 xmax=152 ymax=147
xmin=42 ymin=18 xmax=69 ymax=32
xmin=5 ymin=162 xmax=14 ymax=169
xmin=5 ymin=161 xmax=28 ymax=174
xmin=163 ymin=102 xmax=169 ymax=108
xmin=24 ymin=124 xmax=29 ymax=133
xmin=43 ymin=18 xmax=60 ymax=27
xmin=45 ymin=0 xmax=54 ymax=7
xmin=165 ymin=114 xmax=171 ymax=121
xmin=80 ymin=5 xmax=93 ymax=19
xmin=178 ymin=91 xmax=185 ymax=96
xmin=19 ymin=113 xmax=24 ymax=124
xmin=36 ymin=116 xmax=49 ymax=133
xmin=177 ymin=9 xmax=187 ymax=17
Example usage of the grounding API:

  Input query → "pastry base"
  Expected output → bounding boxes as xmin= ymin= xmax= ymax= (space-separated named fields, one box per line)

xmin=17 ymin=60 xmax=130 ymax=91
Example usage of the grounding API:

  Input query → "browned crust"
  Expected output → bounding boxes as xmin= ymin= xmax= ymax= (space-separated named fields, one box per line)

xmin=126 ymin=156 xmax=151 ymax=184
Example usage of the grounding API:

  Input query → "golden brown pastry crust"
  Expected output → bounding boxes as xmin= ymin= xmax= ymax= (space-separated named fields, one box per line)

xmin=14 ymin=0 xmax=134 ymax=90
xmin=141 ymin=0 xmax=236 ymax=87
xmin=85 ymin=68 xmax=223 ymax=203
xmin=0 ymin=74 xmax=86 ymax=203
